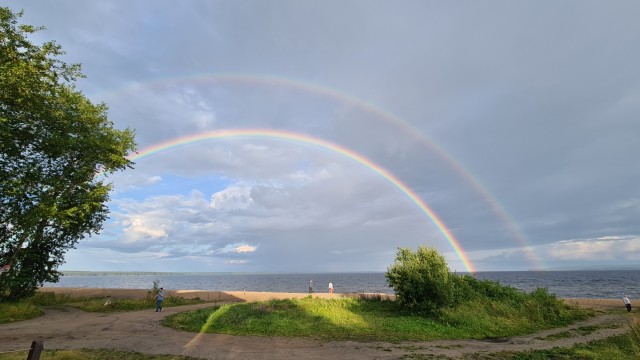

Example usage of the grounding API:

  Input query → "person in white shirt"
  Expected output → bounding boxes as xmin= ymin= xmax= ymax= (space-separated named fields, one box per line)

xmin=623 ymin=294 xmax=632 ymax=312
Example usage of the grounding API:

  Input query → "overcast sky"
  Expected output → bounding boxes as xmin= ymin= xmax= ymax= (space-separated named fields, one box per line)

xmin=7 ymin=1 xmax=640 ymax=272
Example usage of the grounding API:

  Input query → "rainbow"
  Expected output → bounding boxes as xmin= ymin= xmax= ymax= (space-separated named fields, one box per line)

xmin=128 ymin=128 xmax=475 ymax=273
xmin=102 ymin=73 xmax=542 ymax=269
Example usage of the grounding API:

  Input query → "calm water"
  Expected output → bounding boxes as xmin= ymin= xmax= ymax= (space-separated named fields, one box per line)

xmin=43 ymin=270 xmax=640 ymax=299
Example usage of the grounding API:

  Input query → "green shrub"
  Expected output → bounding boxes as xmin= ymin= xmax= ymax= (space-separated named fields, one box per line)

xmin=385 ymin=246 xmax=453 ymax=313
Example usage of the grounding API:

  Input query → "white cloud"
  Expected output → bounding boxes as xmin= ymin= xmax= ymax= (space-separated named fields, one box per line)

xmin=536 ymin=236 xmax=640 ymax=263
xmin=122 ymin=217 xmax=168 ymax=241
xmin=210 ymin=186 xmax=253 ymax=210
xmin=227 ymin=259 xmax=248 ymax=264
xmin=234 ymin=245 xmax=257 ymax=253
xmin=147 ymin=176 xmax=163 ymax=185
xmin=216 ymin=243 xmax=258 ymax=254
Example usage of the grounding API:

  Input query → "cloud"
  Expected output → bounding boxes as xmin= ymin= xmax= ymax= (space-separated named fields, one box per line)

xmin=546 ymin=236 xmax=640 ymax=262
xmin=227 ymin=259 xmax=248 ymax=264
xmin=216 ymin=243 xmax=258 ymax=254
xmin=123 ymin=217 xmax=168 ymax=241
xmin=210 ymin=186 xmax=253 ymax=210
xmin=233 ymin=245 xmax=257 ymax=253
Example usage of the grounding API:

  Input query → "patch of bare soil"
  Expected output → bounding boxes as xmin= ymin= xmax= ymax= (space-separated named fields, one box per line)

xmin=0 ymin=289 xmax=635 ymax=360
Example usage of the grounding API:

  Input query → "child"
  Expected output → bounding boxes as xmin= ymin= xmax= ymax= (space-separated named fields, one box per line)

xmin=155 ymin=287 xmax=165 ymax=312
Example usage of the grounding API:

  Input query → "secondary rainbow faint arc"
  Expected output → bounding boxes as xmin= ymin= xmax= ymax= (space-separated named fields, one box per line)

xmin=128 ymin=129 xmax=475 ymax=273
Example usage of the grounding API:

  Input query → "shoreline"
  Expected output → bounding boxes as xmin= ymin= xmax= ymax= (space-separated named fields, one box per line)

xmin=39 ymin=287 xmax=627 ymax=310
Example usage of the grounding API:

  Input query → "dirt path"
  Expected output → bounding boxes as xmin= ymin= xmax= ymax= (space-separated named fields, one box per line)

xmin=0 ymin=290 xmax=635 ymax=359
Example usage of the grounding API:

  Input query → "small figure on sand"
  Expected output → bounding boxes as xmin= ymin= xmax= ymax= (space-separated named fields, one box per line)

xmin=155 ymin=287 xmax=165 ymax=312
xmin=328 ymin=282 xmax=334 ymax=294
xmin=309 ymin=280 xmax=313 ymax=294
xmin=623 ymin=294 xmax=632 ymax=312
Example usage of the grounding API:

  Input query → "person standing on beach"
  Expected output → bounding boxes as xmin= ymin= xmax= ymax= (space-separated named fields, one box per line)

xmin=328 ymin=282 xmax=334 ymax=294
xmin=623 ymin=294 xmax=632 ymax=312
xmin=309 ymin=280 xmax=313 ymax=294
xmin=155 ymin=287 xmax=165 ymax=312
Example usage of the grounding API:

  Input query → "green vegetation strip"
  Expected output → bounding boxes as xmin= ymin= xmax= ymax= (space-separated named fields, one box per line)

xmin=536 ymin=322 xmax=624 ymax=341
xmin=0 ymin=302 xmax=43 ymax=324
xmin=163 ymin=295 xmax=592 ymax=342
xmin=0 ymin=349 xmax=204 ymax=360
xmin=0 ymin=292 xmax=203 ymax=324
xmin=467 ymin=321 xmax=640 ymax=360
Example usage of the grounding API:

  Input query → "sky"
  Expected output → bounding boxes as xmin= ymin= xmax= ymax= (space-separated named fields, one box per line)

xmin=6 ymin=1 xmax=640 ymax=273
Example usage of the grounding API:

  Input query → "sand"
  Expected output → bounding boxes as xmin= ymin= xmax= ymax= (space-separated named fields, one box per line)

xmin=0 ymin=288 xmax=635 ymax=360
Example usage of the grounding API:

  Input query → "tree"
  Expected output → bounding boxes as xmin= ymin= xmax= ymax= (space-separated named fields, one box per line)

xmin=0 ymin=7 xmax=136 ymax=300
xmin=385 ymin=245 xmax=453 ymax=313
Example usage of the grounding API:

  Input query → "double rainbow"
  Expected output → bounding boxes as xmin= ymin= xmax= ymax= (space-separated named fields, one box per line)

xmin=128 ymin=128 xmax=475 ymax=273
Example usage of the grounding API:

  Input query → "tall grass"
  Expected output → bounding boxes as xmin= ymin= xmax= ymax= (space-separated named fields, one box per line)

xmin=0 ymin=348 xmax=204 ymax=360
xmin=0 ymin=302 xmax=42 ymax=323
xmin=0 ymin=291 xmax=71 ymax=323
xmin=0 ymin=290 xmax=202 ymax=323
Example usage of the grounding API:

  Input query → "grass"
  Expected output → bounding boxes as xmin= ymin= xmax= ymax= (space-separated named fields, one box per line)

xmin=462 ymin=315 xmax=640 ymax=360
xmin=0 ymin=301 xmax=42 ymax=323
xmin=162 ymin=295 xmax=593 ymax=342
xmin=536 ymin=323 xmax=624 ymax=341
xmin=67 ymin=295 xmax=201 ymax=312
xmin=0 ymin=348 xmax=204 ymax=360
xmin=0 ymin=291 xmax=202 ymax=324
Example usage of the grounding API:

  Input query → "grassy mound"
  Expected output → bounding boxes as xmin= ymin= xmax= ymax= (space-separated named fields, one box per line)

xmin=163 ymin=291 xmax=592 ymax=341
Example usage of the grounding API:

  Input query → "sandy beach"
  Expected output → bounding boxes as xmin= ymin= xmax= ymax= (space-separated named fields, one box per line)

xmin=38 ymin=287 xmax=363 ymax=303
xmin=0 ymin=288 xmax=633 ymax=360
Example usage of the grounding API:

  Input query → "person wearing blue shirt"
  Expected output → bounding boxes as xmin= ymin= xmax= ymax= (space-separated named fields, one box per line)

xmin=155 ymin=287 xmax=165 ymax=312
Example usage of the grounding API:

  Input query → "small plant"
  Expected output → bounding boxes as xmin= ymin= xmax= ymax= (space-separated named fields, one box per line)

xmin=146 ymin=279 xmax=161 ymax=303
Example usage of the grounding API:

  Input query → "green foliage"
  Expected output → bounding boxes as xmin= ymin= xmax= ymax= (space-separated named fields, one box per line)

xmin=0 ymin=301 xmax=42 ymax=324
xmin=146 ymin=279 xmax=161 ymax=302
xmin=0 ymin=291 xmax=202 ymax=324
xmin=0 ymin=7 xmax=136 ymax=300
xmin=451 ymin=273 xmax=528 ymax=304
xmin=0 ymin=348 xmax=205 ymax=360
xmin=487 ymin=316 xmax=640 ymax=360
xmin=72 ymin=296 xmax=199 ymax=313
xmin=385 ymin=246 xmax=454 ymax=313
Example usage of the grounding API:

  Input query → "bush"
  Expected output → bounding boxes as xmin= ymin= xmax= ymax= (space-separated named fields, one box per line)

xmin=385 ymin=246 xmax=453 ymax=313
xmin=451 ymin=274 xmax=527 ymax=305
